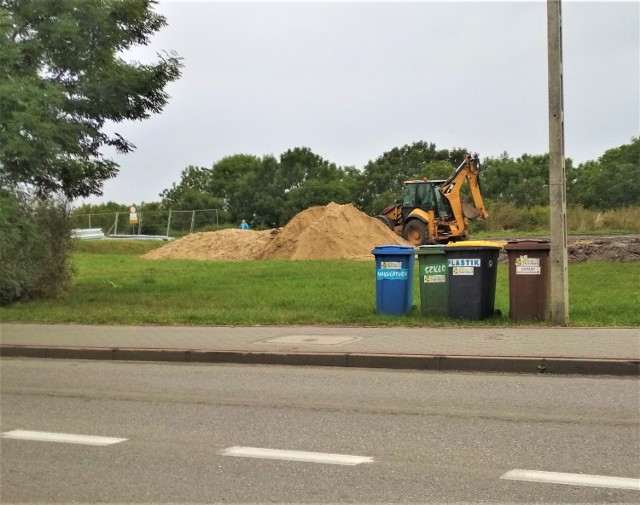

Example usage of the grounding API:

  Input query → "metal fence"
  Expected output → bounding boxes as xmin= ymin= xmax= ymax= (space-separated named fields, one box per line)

xmin=71 ymin=209 xmax=220 ymax=237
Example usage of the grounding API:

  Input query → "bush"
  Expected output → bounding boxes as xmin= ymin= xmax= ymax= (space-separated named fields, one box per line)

xmin=0 ymin=192 xmax=74 ymax=305
xmin=478 ymin=202 xmax=549 ymax=232
xmin=567 ymin=205 xmax=640 ymax=233
xmin=473 ymin=202 xmax=640 ymax=234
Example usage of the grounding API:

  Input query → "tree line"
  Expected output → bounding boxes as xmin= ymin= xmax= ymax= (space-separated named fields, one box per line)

xmin=75 ymin=137 xmax=640 ymax=229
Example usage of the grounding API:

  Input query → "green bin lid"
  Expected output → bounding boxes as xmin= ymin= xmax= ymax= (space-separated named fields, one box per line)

xmin=416 ymin=245 xmax=446 ymax=255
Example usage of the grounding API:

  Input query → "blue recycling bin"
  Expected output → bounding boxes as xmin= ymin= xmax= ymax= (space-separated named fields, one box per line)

xmin=371 ymin=245 xmax=415 ymax=315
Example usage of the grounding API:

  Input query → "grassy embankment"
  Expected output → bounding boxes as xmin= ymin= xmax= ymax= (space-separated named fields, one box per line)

xmin=0 ymin=239 xmax=638 ymax=327
xmin=471 ymin=204 xmax=640 ymax=235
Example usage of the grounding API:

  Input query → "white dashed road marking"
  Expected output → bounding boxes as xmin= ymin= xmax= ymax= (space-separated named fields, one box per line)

xmin=1 ymin=430 xmax=127 ymax=446
xmin=220 ymin=446 xmax=374 ymax=466
xmin=501 ymin=469 xmax=640 ymax=491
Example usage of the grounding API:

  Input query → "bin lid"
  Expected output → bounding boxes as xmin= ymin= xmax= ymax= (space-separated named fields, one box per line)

xmin=416 ymin=245 xmax=446 ymax=255
xmin=445 ymin=240 xmax=503 ymax=250
xmin=503 ymin=239 xmax=550 ymax=251
xmin=371 ymin=244 xmax=416 ymax=255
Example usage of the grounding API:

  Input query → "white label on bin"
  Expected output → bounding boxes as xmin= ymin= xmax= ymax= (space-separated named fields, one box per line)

xmin=452 ymin=267 xmax=474 ymax=276
xmin=516 ymin=266 xmax=541 ymax=275
xmin=381 ymin=261 xmax=402 ymax=269
xmin=425 ymin=274 xmax=446 ymax=283
xmin=377 ymin=269 xmax=408 ymax=280
xmin=448 ymin=258 xmax=481 ymax=268
xmin=515 ymin=255 xmax=541 ymax=275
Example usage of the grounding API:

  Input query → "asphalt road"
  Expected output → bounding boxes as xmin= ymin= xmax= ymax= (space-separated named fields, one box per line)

xmin=1 ymin=358 xmax=639 ymax=503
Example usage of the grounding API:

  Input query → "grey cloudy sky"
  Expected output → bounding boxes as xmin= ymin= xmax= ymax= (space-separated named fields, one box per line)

xmin=85 ymin=0 xmax=639 ymax=206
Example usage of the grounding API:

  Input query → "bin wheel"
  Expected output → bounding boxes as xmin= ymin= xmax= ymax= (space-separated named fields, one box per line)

xmin=403 ymin=220 xmax=427 ymax=246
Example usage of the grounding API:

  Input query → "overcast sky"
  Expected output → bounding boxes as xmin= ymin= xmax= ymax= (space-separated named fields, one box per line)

xmin=83 ymin=0 xmax=639 ymax=206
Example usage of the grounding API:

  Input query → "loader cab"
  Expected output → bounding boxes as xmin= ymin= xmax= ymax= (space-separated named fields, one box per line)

xmin=401 ymin=180 xmax=452 ymax=221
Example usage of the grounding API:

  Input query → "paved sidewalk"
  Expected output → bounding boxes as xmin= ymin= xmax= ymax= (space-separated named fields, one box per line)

xmin=1 ymin=323 xmax=638 ymax=375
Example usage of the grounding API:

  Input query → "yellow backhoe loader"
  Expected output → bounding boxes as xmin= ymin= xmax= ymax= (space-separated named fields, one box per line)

xmin=377 ymin=153 xmax=489 ymax=245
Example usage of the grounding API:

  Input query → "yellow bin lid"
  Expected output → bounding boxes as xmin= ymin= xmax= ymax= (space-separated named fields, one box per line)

xmin=445 ymin=240 xmax=504 ymax=249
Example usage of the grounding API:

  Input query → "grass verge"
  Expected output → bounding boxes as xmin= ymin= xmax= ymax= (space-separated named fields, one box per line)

xmin=1 ymin=242 xmax=638 ymax=327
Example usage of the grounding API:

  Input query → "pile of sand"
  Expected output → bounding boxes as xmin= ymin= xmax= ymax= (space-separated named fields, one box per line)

xmin=143 ymin=229 xmax=277 ymax=261
xmin=143 ymin=202 xmax=409 ymax=261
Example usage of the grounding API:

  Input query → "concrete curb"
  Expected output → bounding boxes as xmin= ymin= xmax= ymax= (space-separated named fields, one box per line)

xmin=1 ymin=345 xmax=638 ymax=376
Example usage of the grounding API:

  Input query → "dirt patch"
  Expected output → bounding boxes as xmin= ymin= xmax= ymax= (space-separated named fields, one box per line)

xmin=496 ymin=236 xmax=640 ymax=263
xmin=568 ymin=237 xmax=640 ymax=263
xmin=144 ymin=202 xmax=409 ymax=261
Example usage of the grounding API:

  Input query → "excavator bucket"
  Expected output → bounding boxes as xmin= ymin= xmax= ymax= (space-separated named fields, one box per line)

xmin=462 ymin=202 xmax=485 ymax=220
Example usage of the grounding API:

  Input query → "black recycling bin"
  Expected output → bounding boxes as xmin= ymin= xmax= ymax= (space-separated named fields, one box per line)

xmin=416 ymin=245 xmax=448 ymax=316
xmin=503 ymin=240 xmax=551 ymax=322
xmin=445 ymin=241 xmax=502 ymax=320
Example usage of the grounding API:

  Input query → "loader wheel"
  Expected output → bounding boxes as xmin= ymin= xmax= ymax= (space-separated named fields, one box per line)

xmin=402 ymin=220 xmax=427 ymax=246
xmin=376 ymin=215 xmax=395 ymax=229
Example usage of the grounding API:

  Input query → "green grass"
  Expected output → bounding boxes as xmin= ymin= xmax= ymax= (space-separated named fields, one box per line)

xmin=72 ymin=239 xmax=165 ymax=255
xmin=1 ymin=241 xmax=638 ymax=327
xmin=567 ymin=262 xmax=640 ymax=326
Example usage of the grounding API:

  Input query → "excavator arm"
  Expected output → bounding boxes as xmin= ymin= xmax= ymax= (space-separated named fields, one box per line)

xmin=439 ymin=153 xmax=489 ymax=235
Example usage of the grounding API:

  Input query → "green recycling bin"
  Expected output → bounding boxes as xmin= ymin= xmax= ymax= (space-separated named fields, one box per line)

xmin=445 ymin=241 xmax=502 ymax=320
xmin=416 ymin=245 xmax=448 ymax=316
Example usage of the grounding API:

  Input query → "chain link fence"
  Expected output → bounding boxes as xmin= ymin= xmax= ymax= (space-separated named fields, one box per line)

xmin=71 ymin=209 xmax=220 ymax=238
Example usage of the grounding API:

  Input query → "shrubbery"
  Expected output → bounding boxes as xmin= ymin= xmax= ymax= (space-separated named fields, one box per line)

xmin=0 ymin=192 xmax=74 ymax=306
xmin=471 ymin=202 xmax=550 ymax=233
xmin=470 ymin=201 xmax=640 ymax=234
xmin=566 ymin=205 xmax=640 ymax=233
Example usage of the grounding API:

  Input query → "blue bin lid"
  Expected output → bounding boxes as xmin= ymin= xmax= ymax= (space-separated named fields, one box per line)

xmin=371 ymin=244 xmax=416 ymax=255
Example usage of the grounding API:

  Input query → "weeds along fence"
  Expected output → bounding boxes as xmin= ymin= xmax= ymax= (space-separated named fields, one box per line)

xmin=71 ymin=209 xmax=220 ymax=237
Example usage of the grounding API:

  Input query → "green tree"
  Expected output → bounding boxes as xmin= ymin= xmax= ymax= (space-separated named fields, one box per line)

xmin=210 ymin=154 xmax=264 ymax=224
xmin=278 ymin=147 xmax=346 ymax=190
xmin=205 ymin=148 xmax=359 ymax=228
xmin=276 ymin=147 xmax=360 ymax=223
xmin=423 ymin=160 xmax=460 ymax=180
xmin=358 ymin=141 xmax=467 ymax=214
xmin=281 ymin=179 xmax=355 ymax=223
xmin=568 ymin=137 xmax=640 ymax=209
xmin=159 ymin=165 xmax=224 ymax=213
xmin=482 ymin=153 xmax=565 ymax=207
xmin=0 ymin=0 xmax=182 ymax=199
xmin=160 ymin=166 xmax=210 ymax=205
xmin=249 ymin=155 xmax=286 ymax=227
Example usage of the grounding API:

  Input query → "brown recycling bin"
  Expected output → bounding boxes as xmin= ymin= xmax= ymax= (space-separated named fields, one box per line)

xmin=503 ymin=240 xmax=551 ymax=322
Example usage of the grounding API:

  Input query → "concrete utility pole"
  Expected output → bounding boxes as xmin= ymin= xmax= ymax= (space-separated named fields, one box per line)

xmin=547 ymin=0 xmax=569 ymax=325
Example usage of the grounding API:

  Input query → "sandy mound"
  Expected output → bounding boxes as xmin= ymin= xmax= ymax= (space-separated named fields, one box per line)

xmin=144 ymin=202 xmax=409 ymax=261
xmin=259 ymin=202 xmax=409 ymax=260
xmin=143 ymin=229 xmax=277 ymax=260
